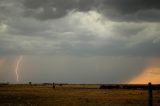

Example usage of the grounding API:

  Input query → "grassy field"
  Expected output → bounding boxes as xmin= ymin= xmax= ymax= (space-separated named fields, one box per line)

xmin=0 ymin=84 xmax=160 ymax=106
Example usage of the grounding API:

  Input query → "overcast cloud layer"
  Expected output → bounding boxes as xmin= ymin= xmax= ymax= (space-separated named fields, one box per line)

xmin=0 ymin=0 xmax=160 ymax=83
xmin=0 ymin=0 xmax=160 ymax=56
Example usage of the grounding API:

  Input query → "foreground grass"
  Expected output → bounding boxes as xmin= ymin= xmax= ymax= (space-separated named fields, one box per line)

xmin=0 ymin=84 xmax=160 ymax=106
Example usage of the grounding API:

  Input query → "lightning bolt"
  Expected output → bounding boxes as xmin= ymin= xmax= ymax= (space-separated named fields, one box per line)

xmin=15 ymin=55 xmax=23 ymax=82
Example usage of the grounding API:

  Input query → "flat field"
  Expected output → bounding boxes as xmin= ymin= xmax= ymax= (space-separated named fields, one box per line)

xmin=0 ymin=84 xmax=160 ymax=106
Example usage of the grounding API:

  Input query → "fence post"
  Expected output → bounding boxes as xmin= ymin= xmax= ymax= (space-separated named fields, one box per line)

xmin=52 ymin=82 xmax=55 ymax=88
xmin=29 ymin=82 xmax=32 ymax=86
xmin=148 ymin=82 xmax=152 ymax=106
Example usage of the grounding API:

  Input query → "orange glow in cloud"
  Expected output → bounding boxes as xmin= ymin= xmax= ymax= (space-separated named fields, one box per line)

xmin=128 ymin=58 xmax=160 ymax=84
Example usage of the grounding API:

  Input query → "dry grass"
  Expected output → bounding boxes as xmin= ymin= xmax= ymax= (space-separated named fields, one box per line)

xmin=0 ymin=84 xmax=160 ymax=106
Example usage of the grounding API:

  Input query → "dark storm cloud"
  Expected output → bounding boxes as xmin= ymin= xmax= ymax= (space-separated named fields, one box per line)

xmin=1 ymin=0 xmax=160 ymax=84
xmin=100 ymin=0 xmax=160 ymax=22
xmin=101 ymin=0 xmax=160 ymax=14
xmin=0 ymin=0 xmax=160 ymax=57
xmin=1 ymin=0 xmax=160 ymax=22
xmin=22 ymin=0 xmax=160 ymax=22
xmin=23 ymin=0 xmax=98 ymax=20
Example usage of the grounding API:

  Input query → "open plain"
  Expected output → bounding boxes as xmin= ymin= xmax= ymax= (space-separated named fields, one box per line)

xmin=0 ymin=84 xmax=160 ymax=106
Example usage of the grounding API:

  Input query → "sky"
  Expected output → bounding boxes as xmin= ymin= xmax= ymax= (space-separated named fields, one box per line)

xmin=0 ymin=0 xmax=160 ymax=84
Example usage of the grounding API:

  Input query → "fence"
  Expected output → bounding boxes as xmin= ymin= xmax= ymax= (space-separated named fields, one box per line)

xmin=100 ymin=82 xmax=160 ymax=106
